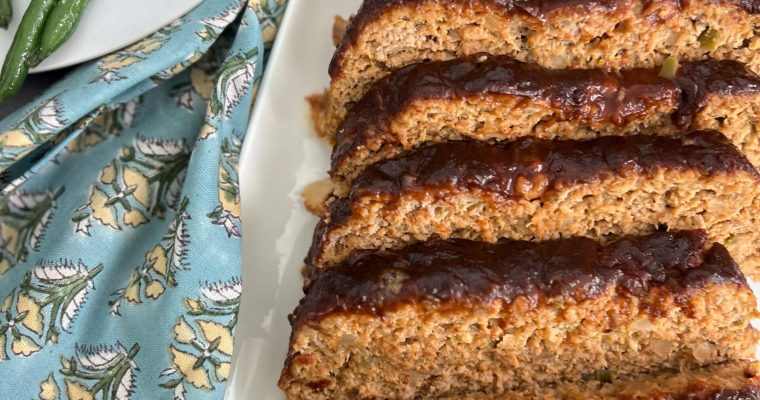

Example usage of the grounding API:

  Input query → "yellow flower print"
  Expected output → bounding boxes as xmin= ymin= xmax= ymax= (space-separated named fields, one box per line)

xmin=191 ymin=66 xmax=216 ymax=101
xmin=261 ymin=21 xmax=277 ymax=43
xmin=197 ymin=320 xmax=234 ymax=356
xmin=199 ymin=122 xmax=216 ymax=139
xmin=53 ymin=343 xmax=138 ymax=399
xmin=218 ymin=152 xmax=240 ymax=218
xmin=11 ymin=334 xmax=41 ymax=356
xmin=1 ymin=291 xmax=11 ymax=313
xmin=0 ymin=261 xmax=103 ymax=358
xmin=173 ymin=317 xmax=196 ymax=344
xmin=209 ymin=137 xmax=242 ymax=236
xmin=99 ymin=162 xmax=116 ymax=184
xmin=124 ymin=271 xmax=141 ymax=304
xmin=0 ymin=223 xmax=20 ymax=256
xmin=109 ymin=199 xmax=188 ymax=315
xmin=148 ymin=245 xmax=168 ymax=277
xmin=122 ymin=167 xmax=150 ymax=207
xmin=89 ymin=187 xmax=119 ymax=230
xmin=100 ymin=52 xmax=141 ymax=71
xmin=124 ymin=36 xmax=165 ymax=54
xmin=185 ymin=298 xmax=203 ymax=314
xmin=145 ymin=280 xmax=165 ymax=299
xmin=219 ymin=187 xmax=240 ymax=219
xmin=161 ymin=279 xmax=241 ymax=396
xmin=215 ymin=362 xmax=231 ymax=381
xmin=123 ymin=208 xmax=148 ymax=228
xmin=170 ymin=346 xmax=212 ymax=389
xmin=39 ymin=373 xmax=59 ymax=400
xmin=17 ymin=293 xmax=43 ymax=336
xmin=0 ymin=258 xmax=10 ymax=275
xmin=64 ymin=380 xmax=94 ymax=400
xmin=0 ymin=129 xmax=34 ymax=147
xmin=0 ymin=332 xmax=6 ymax=360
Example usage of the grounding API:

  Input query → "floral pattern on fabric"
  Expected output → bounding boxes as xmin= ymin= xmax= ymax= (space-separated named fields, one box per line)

xmin=0 ymin=0 xmax=287 ymax=398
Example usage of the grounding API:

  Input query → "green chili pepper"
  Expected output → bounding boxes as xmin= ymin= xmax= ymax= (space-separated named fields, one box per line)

xmin=0 ymin=0 xmax=12 ymax=30
xmin=32 ymin=0 xmax=90 ymax=66
xmin=0 ymin=0 xmax=58 ymax=102
xmin=658 ymin=56 xmax=679 ymax=79
xmin=698 ymin=28 xmax=720 ymax=51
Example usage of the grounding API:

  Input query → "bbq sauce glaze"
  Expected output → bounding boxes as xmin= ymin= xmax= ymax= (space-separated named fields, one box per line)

xmin=294 ymin=230 xmax=748 ymax=327
xmin=332 ymin=57 xmax=760 ymax=174
xmin=307 ymin=130 xmax=758 ymax=278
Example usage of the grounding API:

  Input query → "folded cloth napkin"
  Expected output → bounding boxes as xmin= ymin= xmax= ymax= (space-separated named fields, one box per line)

xmin=0 ymin=0 xmax=286 ymax=398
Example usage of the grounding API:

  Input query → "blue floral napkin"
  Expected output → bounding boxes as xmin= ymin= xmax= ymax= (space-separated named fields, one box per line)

xmin=0 ymin=0 xmax=286 ymax=398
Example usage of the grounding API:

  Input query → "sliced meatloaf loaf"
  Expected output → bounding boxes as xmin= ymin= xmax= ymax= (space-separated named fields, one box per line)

xmin=451 ymin=362 xmax=760 ymax=400
xmin=306 ymin=131 xmax=760 ymax=281
xmin=331 ymin=56 xmax=760 ymax=184
xmin=319 ymin=0 xmax=760 ymax=137
xmin=282 ymin=232 xmax=760 ymax=399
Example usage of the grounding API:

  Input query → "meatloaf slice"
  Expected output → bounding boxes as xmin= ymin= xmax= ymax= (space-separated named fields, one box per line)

xmin=282 ymin=232 xmax=760 ymax=400
xmin=331 ymin=56 xmax=760 ymax=184
xmin=452 ymin=362 xmax=760 ymax=400
xmin=320 ymin=0 xmax=760 ymax=138
xmin=307 ymin=131 xmax=760 ymax=281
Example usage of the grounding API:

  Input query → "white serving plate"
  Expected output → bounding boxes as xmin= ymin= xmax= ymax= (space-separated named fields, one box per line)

xmin=229 ymin=1 xmax=760 ymax=398
xmin=0 ymin=0 xmax=202 ymax=72
xmin=229 ymin=0 xmax=362 ymax=398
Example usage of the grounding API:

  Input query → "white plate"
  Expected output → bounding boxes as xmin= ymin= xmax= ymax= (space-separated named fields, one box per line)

xmin=229 ymin=0 xmax=361 ymax=398
xmin=0 ymin=0 xmax=202 ymax=72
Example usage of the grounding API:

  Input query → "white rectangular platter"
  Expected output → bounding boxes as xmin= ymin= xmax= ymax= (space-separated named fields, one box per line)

xmin=227 ymin=1 xmax=760 ymax=398
xmin=227 ymin=0 xmax=363 ymax=398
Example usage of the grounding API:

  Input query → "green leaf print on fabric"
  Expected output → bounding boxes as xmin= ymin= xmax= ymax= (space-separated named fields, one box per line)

xmin=0 ymin=98 xmax=67 ymax=172
xmin=65 ymin=99 xmax=141 ymax=154
xmin=109 ymin=197 xmax=190 ymax=315
xmin=0 ymin=260 xmax=102 ymax=358
xmin=0 ymin=187 xmax=64 ymax=273
xmin=161 ymin=279 xmax=240 ymax=397
xmin=0 ymin=0 xmax=288 ymax=397
xmin=208 ymin=136 xmax=241 ymax=237
xmin=197 ymin=3 xmax=243 ymax=42
xmin=90 ymin=20 xmax=183 ymax=84
xmin=71 ymin=137 xmax=190 ymax=233
xmin=55 ymin=343 xmax=140 ymax=400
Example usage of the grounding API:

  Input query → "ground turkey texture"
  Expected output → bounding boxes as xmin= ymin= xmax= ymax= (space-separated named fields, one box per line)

xmin=329 ymin=56 xmax=760 ymax=184
xmin=318 ymin=0 xmax=760 ymax=138
xmin=306 ymin=131 xmax=760 ymax=283
xmin=282 ymin=232 xmax=759 ymax=399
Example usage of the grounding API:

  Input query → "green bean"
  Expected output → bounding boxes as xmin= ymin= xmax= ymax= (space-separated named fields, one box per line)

xmin=32 ymin=0 xmax=90 ymax=66
xmin=0 ymin=0 xmax=12 ymax=30
xmin=0 ymin=0 xmax=57 ymax=102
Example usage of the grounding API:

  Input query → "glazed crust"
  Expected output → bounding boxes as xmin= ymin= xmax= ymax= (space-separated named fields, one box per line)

xmin=330 ymin=57 xmax=760 ymax=184
xmin=319 ymin=0 xmax=760 ymax=138
xmin=281 ymin=232 xmax=759 ymax=399
xmin=307 ymin=132 xmax=760 ymax=281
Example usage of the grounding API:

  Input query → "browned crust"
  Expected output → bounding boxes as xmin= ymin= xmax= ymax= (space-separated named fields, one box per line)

xmin=306 ymin=132 xmax=760 ymax=280
xmin=280 ymin=272 xmax=758 ymax=398
xmin=321 ymin=0 xmax=760 ymax=140
xmin=293 ymin=231 xmax=747 ymax=329
xmin=330 ymin=57 xmax=760 ymax=182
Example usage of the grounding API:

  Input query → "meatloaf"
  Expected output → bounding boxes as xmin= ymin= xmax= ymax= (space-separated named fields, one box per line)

xmin=331 ymin=56 xmax=760 ymax=184
xmin=307 ymin=131 xmax=760 ymax=281
xmin=452 ymin=362 xmax=760 ymax=399
xmin=319 ymin=0 xmax=760 ymax=137
xmin=282 ymin=231 xmax=760 ymax=399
